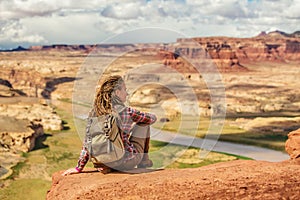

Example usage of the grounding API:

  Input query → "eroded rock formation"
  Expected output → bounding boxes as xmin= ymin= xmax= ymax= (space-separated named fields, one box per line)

xmin=0 ymin=103 xmax=62 ymax=131
xmin=286 ymin=128 xmax=300 ymax=163
xmin=158 ymin=31 xmax=300 ymax=73
xmin=0 ymin=103 xmax=62 ymax=154
xmin=0 ymin=120 xmax=43 ymax=153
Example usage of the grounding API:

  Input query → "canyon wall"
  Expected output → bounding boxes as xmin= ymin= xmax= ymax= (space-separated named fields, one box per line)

xmin=160 ymin=32 xmax=300 ymax=72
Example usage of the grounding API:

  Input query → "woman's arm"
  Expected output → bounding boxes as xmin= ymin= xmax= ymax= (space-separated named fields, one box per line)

xmin=62 ymin=146 xmax=89 ymax=176
xmin=128 ymin=107 xmax=157 ymax=125
xmin=76 ymin=146 xmax=90 ymax=171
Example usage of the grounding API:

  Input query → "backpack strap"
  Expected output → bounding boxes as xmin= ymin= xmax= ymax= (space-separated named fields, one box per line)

xmin=103 ymin=114 xmax=115 ymax=137
xmin=112 ymin=104 xmax=126 ymax=129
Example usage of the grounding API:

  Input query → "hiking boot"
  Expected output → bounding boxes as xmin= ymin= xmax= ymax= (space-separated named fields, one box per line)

xmin=96 ymin=167 xmax=113 ymax=174
xmin=137 ymin=159 xmax=153 ymax=168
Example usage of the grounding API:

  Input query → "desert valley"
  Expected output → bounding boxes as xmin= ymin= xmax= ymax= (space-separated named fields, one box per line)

xmin=1 ymin=30 xmax=300 ymax=199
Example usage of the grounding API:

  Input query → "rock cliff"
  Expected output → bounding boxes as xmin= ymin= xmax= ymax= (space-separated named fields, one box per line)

xmin=47 ymin=126 xmax=300 ymax=200
xmin=47 ymin=159 xmax=300 ymax=200
xmin=0 ymin=118 xmax=43 ymax=153
xmin=0 ymin=103 xmax=62 ymax=132
xmin=159 ymin=31 xmax=300 ymax=72
xmin=285 ymin=128 xmax=300 ymax=163
xmin=46 ymin=127 xmax=300 ymax=199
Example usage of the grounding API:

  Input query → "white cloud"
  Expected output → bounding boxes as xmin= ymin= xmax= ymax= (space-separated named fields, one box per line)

xmin=0 ymin=21 xmax=47 ymax=44
xmin=0 ymin=0 xmax=113 ymax=20
xmin=101 ymin=2 xmax=144 ymax=20
xmin=0 ymin=0 xmax=62 ymax=19
xmin=20 ymin=13 xmax=107 ymax=44
xmin=0 ymin=0 xmax=300 ymax=49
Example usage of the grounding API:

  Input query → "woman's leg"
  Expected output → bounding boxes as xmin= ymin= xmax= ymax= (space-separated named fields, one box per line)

xmin=137 ymin=134 xmax=153 ymax=168
xmin=121 ymin=125 xmax=151 ymax=170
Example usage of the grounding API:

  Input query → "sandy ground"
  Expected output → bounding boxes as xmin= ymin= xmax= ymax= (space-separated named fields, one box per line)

xmin=47 ymin=159 xmax=300 ymax=200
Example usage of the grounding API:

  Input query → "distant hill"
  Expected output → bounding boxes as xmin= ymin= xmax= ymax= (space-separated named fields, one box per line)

xmin=290 ymin=31 xmax=300 ymax=37
xmin=0 ymin=46 xmax=27 ymax=52
xmin=1 ymin=30 xmax=300 ymax=52
xmin=257 ymin=30 xmax=300 ymax=38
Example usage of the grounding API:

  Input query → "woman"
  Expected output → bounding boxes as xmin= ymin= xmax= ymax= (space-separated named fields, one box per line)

xmin=63 ymin=75 xmax=157 ymax=175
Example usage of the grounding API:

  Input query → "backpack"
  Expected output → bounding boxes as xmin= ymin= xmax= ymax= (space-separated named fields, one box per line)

xmin=85 ymin=113 xmax=125 ymax=169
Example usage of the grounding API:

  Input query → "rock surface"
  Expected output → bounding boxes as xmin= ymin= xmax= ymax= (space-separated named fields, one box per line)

xmin=0 ymin=101 xmax=62 ymax=155
xmin=0 ymin=103 xmax=62 ymax=131
xmin=0 ymin=118 xmax=43 ymax=153
xmin=285 ymin=128 xmax=300 ymax=162
xmin=47 ymin=160 xmax=300 ymax=200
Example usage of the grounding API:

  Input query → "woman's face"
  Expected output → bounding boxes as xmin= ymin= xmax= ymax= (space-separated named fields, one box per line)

xmin=115 ymin=82 xmax=128 ymax=103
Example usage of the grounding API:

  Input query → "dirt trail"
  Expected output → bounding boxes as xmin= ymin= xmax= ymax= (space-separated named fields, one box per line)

xmin=47 ymin=160 xmax=300 ymax=200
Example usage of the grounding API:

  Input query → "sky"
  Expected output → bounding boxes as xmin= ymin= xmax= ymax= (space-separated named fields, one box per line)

xmin=0 ymin=0 xmax=300 ymax=49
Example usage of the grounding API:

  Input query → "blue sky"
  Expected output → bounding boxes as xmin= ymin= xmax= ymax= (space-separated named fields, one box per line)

xmin=0 ymin=0 xmax=299 ymax=49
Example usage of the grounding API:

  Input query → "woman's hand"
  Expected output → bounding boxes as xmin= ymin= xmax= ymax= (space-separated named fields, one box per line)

xmin=62 ymin=168 xmax=80 ymax=176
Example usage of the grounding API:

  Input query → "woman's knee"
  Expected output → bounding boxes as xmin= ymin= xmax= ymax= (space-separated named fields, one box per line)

xmin=131 ymin=125 xmax=150 ymax=138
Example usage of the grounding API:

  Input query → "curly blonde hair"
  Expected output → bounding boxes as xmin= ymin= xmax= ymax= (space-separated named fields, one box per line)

xmin=93 ymin=75 xmax=124 ymax=116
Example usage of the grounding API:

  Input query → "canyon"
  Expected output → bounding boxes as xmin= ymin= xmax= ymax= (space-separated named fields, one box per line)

xmin=1 ymin=30 xmax=300 ymax=158
xmin=1 ymin=30 xmax=300 ymax=198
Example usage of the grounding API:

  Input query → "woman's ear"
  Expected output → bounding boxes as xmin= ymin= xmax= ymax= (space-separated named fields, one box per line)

xmin=114 ymin=89 xmax=120 ymax=97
